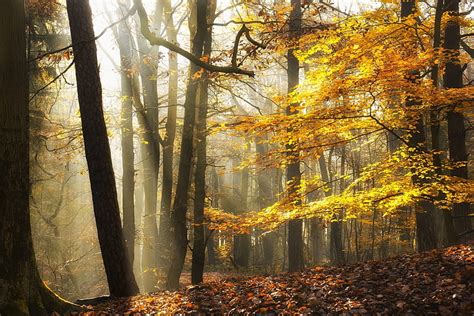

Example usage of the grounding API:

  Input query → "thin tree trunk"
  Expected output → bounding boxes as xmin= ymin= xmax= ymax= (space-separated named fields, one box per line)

xmin=191 ymin=0 xmax=216 ymax=282
xmin=117 ymin=0 xmax=135 ymax=266
xmin=134 ymin=6 xmax=161 ymax=293
xmin=321 ymin=151 xmax=344 ymax=265
xmin=286 ymin=0 xmax=304 ymax=273
xmin=66 ymin=0 xmax=138 ymax=297
xmin=166 ymin=0 xmax=208 ymax=290
xmin=206 ymin=167 xmax=219 ymax=265
xmin=158 ymin=0 xmax=179 ymax=268
xmin=256 ymin=140 xmax=276 ymax=268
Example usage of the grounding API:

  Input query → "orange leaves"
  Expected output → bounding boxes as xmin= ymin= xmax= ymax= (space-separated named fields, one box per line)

xmin=89 ymin=244 xmax=473 ymax=314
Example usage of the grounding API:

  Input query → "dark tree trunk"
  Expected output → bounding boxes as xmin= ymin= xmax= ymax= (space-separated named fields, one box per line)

xmin=286 ymin=0 xmax=304 ymax=273
xmin=443 ymin=0 xmax=472 ymax=241
xmin=0 ymin=1 xmax=77 ymax=314
xmin=166 ymin=0 xmax=208 ymax=290
xmin=191 ymin=1 xmax=215 ymax=282
xmin=401 ymin=0 xmax=437 ymax=252
xmin=158 ymin=0 xmax=179 ymax=268
xmin=430 ymin=0 xmax=457 ymax=246
xmin=117 ymin=1 xmax=135 ymax=267
xmin=66 ymin=0 xmax=138 ymax=297
xmin=191 ymin=77 xmax=209 ymax=284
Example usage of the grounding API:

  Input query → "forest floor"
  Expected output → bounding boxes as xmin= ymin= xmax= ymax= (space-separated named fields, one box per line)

xmin=86 ymin=243 xmax=473 ymax=315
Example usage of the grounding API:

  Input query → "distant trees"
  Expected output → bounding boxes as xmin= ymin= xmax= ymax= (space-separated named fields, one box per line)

xmin=66 ymin=0 xmax=138 ymax=297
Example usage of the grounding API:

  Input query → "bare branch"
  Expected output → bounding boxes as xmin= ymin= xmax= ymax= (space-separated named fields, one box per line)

xmin=133 ymin=0 xmax=256 ymax=77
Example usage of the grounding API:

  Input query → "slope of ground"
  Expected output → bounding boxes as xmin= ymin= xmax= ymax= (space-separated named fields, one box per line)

xmin=86 ymin=243 xmax=473 ymax=315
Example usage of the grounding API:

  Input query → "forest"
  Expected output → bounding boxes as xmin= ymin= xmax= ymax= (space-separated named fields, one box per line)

xmin=0 ymin=0 xmax=472 ymax=314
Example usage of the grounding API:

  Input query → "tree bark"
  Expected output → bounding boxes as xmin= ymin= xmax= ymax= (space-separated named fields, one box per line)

xmin=286 ymin=0 xmax=304 ymax=273
xmin=166 ymin=0 xmax=208 ymax=290
xmin=66 ymin=0 xmax=139 ymax=297
xmin=443 ymin=0 xmax=472 ymax=241
xmin=0 ymin=1 xmax=78 ymax=313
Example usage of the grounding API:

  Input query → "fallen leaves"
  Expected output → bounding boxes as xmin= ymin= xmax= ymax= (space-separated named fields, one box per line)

xmin=86 ymin=243 xmax=473 ymax=315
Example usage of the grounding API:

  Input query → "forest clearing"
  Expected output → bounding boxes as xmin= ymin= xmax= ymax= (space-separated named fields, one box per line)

xmin=0 ymin=0 xmax=473 ymax=314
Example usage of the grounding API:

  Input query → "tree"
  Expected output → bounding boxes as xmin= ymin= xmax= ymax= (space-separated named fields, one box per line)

xmin=117 ymin=0 xmax=136 ymax=267
xmin=191 ymin=0 xmax=216 ymax=284
xmin=401 ymin=0 xmax=437 ymax=252
xmin=443 ymin=0 xmax=472 ymax=241
xmin=66 ymin=0 xmax=139 ymax=297
xmin=158 ymin=0 xmax=179 ymax=268
xmin=286 ymin=0 xmax=304 ymax=272
xmin=0 ymin=0 xmax=76 ymax=313
xmin=166 ymin=0 xmax=208 ymax=290
xmin=134 ymin=4 xmax=161 ymax=292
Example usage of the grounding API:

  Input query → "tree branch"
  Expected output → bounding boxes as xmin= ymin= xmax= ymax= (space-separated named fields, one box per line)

xmin=133 ymin=0 xmax=255 ymax=77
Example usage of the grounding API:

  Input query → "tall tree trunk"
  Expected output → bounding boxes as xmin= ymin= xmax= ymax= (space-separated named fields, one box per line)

xmin=117 ymin=0 xmax=135 ymax=267
xmin=66 ymin=0 xmax=138 ymax=297
xmin=134 ymin=6 xmax=161 ymax=293
xmin=401 ymin=0 xmax=437 ymax=252
xmin=158 ymin=0 xmax=179 ymax=268
xmin=443 ymin=0 xmax=472 ymax=241
xmin=0 ymin=1 xmax=77 ymax=313
xmin=166 ymin=0 xmax=208 ymax=290
xmin=286 ymin=0 xmax=304 ymax=272
xmin=191 ymin=0 xmax=215 ymax=282
xmin=430 ymin=0 xmax=457 ymax=246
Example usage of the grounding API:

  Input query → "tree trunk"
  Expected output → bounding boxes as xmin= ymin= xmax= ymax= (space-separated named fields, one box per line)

xmin=233 ymin=162 xmax=251 ymax=268
xmin=66 ymin=0 xmax=138 ymax=297
xmin=286 ymin=0 xmax=304 ymax=273
xmin=0 ymin=1 xmax=78 ymax=313
xmin=430 ymin=0 xmax=456 ymax=246
xmin=134 ymin=7 xmax=161 ymax=293
xmin=401 ymin=0 xmax=437 ymax=252
xmin=117 ymin=0 xmax=135 ymax=267
xmin=206 ymin=167 xmax=219 ymax=265
xmin=158 ymin=0 xmax=179 ymax=268
xmin=320 ymin=152 xmax=344 ymax=265
xmin=256 ymin=140 xmax=276 ymax=268
xmin=166 ymin=0 xmax=208 ymax=290
xmin=191 ymin=1 xmax=215 ymax=281
xmin=443 ymin=0 xmax=472 ymax=241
